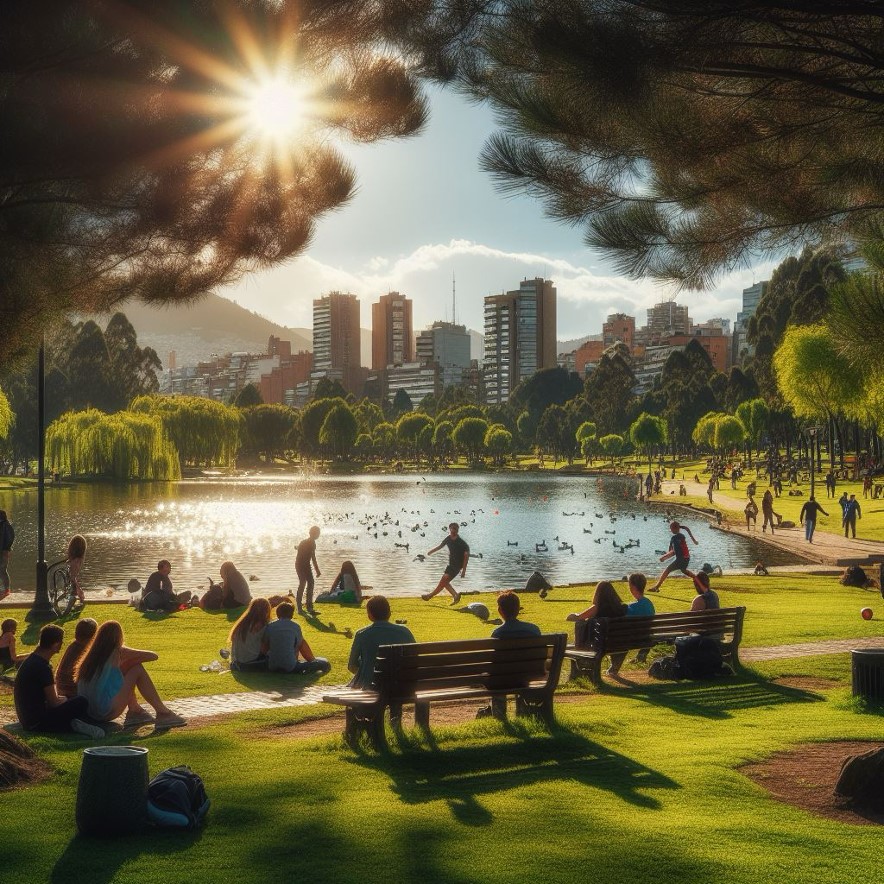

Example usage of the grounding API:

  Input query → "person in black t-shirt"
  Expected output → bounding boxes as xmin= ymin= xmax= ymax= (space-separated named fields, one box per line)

xmin=13 ymin=624 xmax=104 ymax=738
xmin=799 ymin=496 xmax=829 ymax=542
xmin=422 ymin=522 xmax=470 ymax=605
xmin=294 ymin=526 xmax=321 ymax=616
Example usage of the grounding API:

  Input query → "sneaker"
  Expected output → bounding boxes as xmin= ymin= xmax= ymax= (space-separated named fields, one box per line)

xmin=123 ymin=711 xmax=154 ymax=727
xmin=420 ymin=593 xmax=432 ymax=601
xmin=647 ymin=586 xmax=660 ymax=592
xmin=154 ymin=712 xmax=187 ymax=728
xmin=71 ymin=719 xmax=105 ymax=739
xmin=219 ymin=648 xmax=230 ymax=659
xmin=450 ymin=592 xmax=461 ymax=606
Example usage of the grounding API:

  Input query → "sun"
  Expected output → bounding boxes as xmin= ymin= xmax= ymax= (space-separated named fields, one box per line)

xmin=244 ymin=75 xmax=309 ymax=142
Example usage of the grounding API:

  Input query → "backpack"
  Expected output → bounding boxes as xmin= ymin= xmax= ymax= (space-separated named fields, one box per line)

xmin=648 ymin=656 xmax=678 ymax=680
xmin=673 ymin=634 xmax=728 ymax=680
xmin=840 ymin=565 xmax=869 ymax=588
xmin=147 ymin=766 xmax=210 ymax=829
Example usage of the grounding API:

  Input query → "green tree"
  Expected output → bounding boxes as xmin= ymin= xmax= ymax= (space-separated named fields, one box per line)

xmin=300 ymin=398 xmax=340 ymax=458
xmin=629 ymin=413 xmax=668 ymax=470
xmin=234 ymin=383 xmax=264 ymax=408
xmin=575 ymin=420 xmax=597 ymax=464
xmin=452 ymin=417 xmax=489 ymax=465
xmin=583 ymin=350 xmax=635 ymax=436
xmin=432 ymin=420 xmax=454 ymax=463
xmin=354 ymin=433 xmax=375 ymax=461
xmin=353 ymin=400 xmax=384 ymax=435
xmin=599 ymin=434 xmax=624 ymax=465
xmin=241 ymin=404 xmax=297 ymax=463
xmin=319 ymin=402 xmax=358 ymax=460
xmin=510 ymin=367 xmax=582 ymax=421
xmin=3 ymin=2 xmax=428 ymax=365
xmin=0 ymin=387 xmax=13 ymax=448
xmin=395 ymin=3 xmax=884 ymax=289
xmin=313 ymin=377 xmax=350 ymax=402
xmin=396 ymin=412 xmax=434 ymax=463
xmin=372 ymin=422 xmax=396 ymax=460
xmin=714 ymin=415 xmax=746 ymax=455
xmin=735 ymin=399 xmax=770 ymax=467
xmin=390 ymin=388 xmax=414 ymax=416
xmin=484 ymin=424 xmax=513 ymax=466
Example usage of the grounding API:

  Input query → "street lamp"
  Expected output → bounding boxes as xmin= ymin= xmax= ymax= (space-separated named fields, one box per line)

xmin=29 ymin=336 xmax=52 ymax=619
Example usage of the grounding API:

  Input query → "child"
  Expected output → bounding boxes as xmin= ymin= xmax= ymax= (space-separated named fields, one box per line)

xmin=649 ymin=521 xmax=698 ymax=592
xmin=0 ymin=618 xmax=27 ymax=670
xmin=55 ymin=617 xmax=98 ymax=698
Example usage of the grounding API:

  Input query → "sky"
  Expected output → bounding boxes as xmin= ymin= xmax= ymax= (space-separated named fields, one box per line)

xmin=222 ymin=86 xmax=777 ymax=340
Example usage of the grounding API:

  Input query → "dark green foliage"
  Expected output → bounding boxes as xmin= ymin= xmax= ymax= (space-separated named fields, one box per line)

xmin=313 ymin=377 xmax=350 ymax=402
xmin=241 ymin=404 xmax=297 ymax=463
xmin=234 ymin=384 xmax=264 ymax=408
xmin=510 ymin=367 xmax=583 ymax=421
xmin=390 ymin=388 xmax=414 ymax=416
xmin=583 ymin=350 xmax=635 ymax=436
xmin=320 ymin=402 xmax=359 ymax=459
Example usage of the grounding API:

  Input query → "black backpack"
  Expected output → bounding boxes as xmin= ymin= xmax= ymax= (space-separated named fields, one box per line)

xmin=673 ymin=634 xmax=727 ymax=680
xmin=147 ymin=766 xmax=210 ymax=829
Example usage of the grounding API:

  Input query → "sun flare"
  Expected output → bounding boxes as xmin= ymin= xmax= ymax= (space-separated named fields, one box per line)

xmin=245 ymin=75 xmax=308 ymax=141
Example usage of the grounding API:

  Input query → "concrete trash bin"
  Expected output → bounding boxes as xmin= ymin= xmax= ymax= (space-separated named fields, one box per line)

xmin=76 ymin=746 xmax=149 ymax=836
xmin=851 ymin=648 xmax=884 ymax=701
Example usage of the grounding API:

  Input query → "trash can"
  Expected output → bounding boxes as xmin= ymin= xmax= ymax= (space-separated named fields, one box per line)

xmin=851 ymin=649 xmax=884 ymax=701
xmin=76 ymin=746 xmax=149 ymax=836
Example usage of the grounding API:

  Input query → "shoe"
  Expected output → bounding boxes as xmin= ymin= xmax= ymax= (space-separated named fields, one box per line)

xmin=450 ymin=592 xmax=461 ymax=606
xmin=71 ymin=719 xmax=105 ymax=739
xmin=420 ymin=593 xmax=432 ymax=601
xmin=297 ymin=606 xmax=306 ymax=616
xmin=647 ymin=586 xmax=660 ymax=592
xmin=154 ymin=712 xmax=187 ymax=728
xmin=539 ymin=588 xmax=548 ymax=599
xmin=219 ymin=648 xmax=230 ymax=659
xmin=123 ymin=711 xmax=154 ymax=727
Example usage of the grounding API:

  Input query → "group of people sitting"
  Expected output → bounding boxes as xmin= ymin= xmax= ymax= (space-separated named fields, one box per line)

xmin=139 ymin=559 xmax=252 ymax=612
xmin=11 ymin=616 xmax=184 ymax=739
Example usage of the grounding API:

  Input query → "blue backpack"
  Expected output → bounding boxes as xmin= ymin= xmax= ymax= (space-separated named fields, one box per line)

xmin=147 ymin=766 xmax=210 ymax=829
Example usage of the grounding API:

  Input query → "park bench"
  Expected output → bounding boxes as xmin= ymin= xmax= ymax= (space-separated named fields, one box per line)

xmin=565 ymin=606 xmax=746 ymax=685
xmin=323 ymin=633 xmax=568 ymax=748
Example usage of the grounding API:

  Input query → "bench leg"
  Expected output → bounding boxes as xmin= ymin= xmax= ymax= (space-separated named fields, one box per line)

xmin=515 ymin=691 xmax=555 ymax=725
xmin=343 ymin=705 xmax=386 ymax=750
xmin=368 ymin=711 xmax=386 ymax=751
xmin=414 ymin=700 xmax=430 ymax=730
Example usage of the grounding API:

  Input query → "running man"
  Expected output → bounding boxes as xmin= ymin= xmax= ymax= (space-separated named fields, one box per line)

xmin=422 ymin=522 xmax=469 ymax=605
xmin=649 ymin=520 xmax=698 ymax=592
xmin=295 ymin=526 xmax=321 ymax=616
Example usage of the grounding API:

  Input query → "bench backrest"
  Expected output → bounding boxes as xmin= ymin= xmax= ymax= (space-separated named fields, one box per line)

xmin=580 ymin=607 xmax=745 ymax=653
xmin=374 ymin=634 xmax=568 ymax=700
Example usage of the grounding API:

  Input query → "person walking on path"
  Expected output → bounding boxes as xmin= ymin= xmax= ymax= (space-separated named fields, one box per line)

xmin=799 ymin=496 xmax=829 ymax=543
xmin=649 ymin=521 xmax=698 ymax=592
xmin=0 ymin=510 xmax=14 ymax=600
xmin=422 ymin=522 xmax=469 ymax=605
xmin=825 ymin=470 xmax=836 ymax=498
xmin=761 ymin=489 xmax=779 ymax=534
xmin=744 ymin=497 xmax=759 ymax=530
xmin=295 ymin=526 xmax=321 ymax=616
xmin=843 ymin=494 xmax=862 ymax=539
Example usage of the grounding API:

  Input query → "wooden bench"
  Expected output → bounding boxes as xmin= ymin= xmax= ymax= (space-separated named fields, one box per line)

xmin=565 ymin=607 xmax=746 ymax=685
xmin=323 ymin=633 xmax=568 ymax=748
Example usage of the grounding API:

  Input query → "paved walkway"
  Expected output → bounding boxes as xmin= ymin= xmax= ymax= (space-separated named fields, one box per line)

xmin=5 ymin=637 xmax=881 ymax=729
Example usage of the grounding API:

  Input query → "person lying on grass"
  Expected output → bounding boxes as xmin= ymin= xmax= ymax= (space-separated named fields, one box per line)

xmin=263 ymin=602 xmax=331 ymax=675
xmin=75 ymin=620 xmax=186 ymax=728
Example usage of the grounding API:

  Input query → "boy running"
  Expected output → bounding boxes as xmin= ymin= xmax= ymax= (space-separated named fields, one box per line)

xmin=649 ymin=521 xmax=698 ymax=592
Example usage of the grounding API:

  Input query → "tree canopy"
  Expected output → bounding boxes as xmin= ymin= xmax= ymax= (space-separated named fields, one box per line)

xmin=2 ymin=1 xmax=428 ymax=363
xmin=388 ymin=1 xmax=884 ymax=289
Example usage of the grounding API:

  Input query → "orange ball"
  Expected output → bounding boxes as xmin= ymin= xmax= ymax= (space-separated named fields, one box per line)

xmin=861 ymin=607 xmax=874 ymax=620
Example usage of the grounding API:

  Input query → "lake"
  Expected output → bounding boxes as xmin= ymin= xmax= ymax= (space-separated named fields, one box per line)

xmin=2 ymin=473 xmax=800 ymax=598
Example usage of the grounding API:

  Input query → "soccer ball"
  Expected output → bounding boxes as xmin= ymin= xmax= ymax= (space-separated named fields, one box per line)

xmin=861 ymin=607 xmax=873 ymax=621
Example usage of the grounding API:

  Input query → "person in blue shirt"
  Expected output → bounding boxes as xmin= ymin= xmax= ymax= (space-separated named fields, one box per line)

xmin=477 ymin=590 xmax=541 ymax=719
xmin=610 ymin=573 xmax=656 ymax=673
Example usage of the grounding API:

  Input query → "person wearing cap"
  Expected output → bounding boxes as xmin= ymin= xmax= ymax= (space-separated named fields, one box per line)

xmin=690 ymin=571 xmax=720 ymax=612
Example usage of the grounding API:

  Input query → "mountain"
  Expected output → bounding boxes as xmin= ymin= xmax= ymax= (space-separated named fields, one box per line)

xmin=558 ymin=334 xmax=601 ymax=353
xmin=108 ymin=294 xmax=313 ymax=368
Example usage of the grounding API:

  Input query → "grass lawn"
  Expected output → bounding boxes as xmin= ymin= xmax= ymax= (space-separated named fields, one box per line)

xmin=1 ymin=574 xmax=883 ymax=883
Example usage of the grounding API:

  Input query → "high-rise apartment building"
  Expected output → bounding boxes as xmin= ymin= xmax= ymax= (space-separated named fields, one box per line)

xmin=312 ymin=291 xmax=362 ymax=394
xmin=483 ymin=277 xmax=556 ymax=403
xmin=416 ymin=321 xmax=471 ymax=388
xmin=602 ymin=313 xmax=636 ymax=349
xmin=732 ymin=280 xmax=768 ymax=365
xmin=371 ymin=291 xmax=413 ymax=369
xmin=646 ymin=300 xmax=692 ymax=336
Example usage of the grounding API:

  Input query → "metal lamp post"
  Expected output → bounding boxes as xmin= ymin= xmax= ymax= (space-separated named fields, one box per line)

xmin=29 ymin=336 xmax=52 ymax=618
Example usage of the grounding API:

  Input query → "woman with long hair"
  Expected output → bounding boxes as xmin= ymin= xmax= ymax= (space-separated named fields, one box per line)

xmin=566 ymin=580 xmax=628 ymax=623
xmin=67 ymin=534 xmax=87 ymax=605
xmin=318 ymin=560 xmax=363 ymax=603
xmin=228 ymin=598 xmax=271 ymax=671
xmin=76 ymin=620 xmax=185 ymax=727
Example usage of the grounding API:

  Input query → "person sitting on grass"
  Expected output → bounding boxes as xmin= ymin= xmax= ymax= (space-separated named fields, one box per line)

xmin=263 ymin=602 xmax=331 ymax=675
xmin=318 ymin=560 xmax=364 ymax=604
xmin=55 ymin=617 xmax=97 ymax=698
xmin=690 ymin=571 xmax=720 ymax=611
xmin=13 ymin=624 xmax=105 ymax=738
xmin=141 ymin=560 xmax=193 ymax=612
xmin=228 ymin=598 xmax=272 ymax=672
xmin=477 ymin=590 xmax=542 ymax=719
xmin=0 ymin=618 xmax=27 ymax=671
xmin=76 ymin=620 xmax=186 ymax=728
xmin=201 ymin=560 xmax=252 ymax=610
xmin=347 ymin=595 xmax=414 ymax=689
xmin=649 ymin=521 xmax=698 ymax=591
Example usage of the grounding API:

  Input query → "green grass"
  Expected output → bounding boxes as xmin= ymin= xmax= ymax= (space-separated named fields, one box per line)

xmin=2 ymin=574 xmax=883 ymax=883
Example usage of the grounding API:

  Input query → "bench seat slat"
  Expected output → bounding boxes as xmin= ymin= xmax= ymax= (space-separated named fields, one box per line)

xmin=377 ymin=646 xmax=552 ymax=670
xmin=379 ymin=660 xmax=548 ymax=684
xmin=377 ymin=636 xmax=558 ymax=657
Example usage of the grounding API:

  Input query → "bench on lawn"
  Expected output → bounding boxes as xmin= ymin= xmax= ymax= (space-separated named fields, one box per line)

xmin=566 ymin=606 xmax=746 ymax=685
xmin=323 ymin=633 xmax=568 ymax=748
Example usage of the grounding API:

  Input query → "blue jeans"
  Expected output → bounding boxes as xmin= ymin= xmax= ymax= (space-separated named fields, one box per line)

xmin=270 ymin=658 xmax=331 ymax=675
xmin=804 ymin=519 xmax=816 ymax=541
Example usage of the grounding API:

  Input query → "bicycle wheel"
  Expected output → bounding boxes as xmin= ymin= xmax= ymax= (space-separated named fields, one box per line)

xmin=48 ymin=564 xmax=75 ymax=618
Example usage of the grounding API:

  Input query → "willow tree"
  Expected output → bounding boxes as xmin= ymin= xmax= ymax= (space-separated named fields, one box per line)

xmin=485 ymin=424 xmax=513 ymax=466
xmin=242 ymin=404 xmax=298 ymax=464
xmin=47 ymin=409 xmax=179 ymax=480
xmin=130 ymin=395 xmax=242 ymax=468
xmin=453 ymin=417 xmax=489 ymax=465
xmin=319 ymin=402 xmax=358 ymax=461
xmin=0 ymin=388 xmax=13 ymax=445
xmin=735 ymin=399 xmax=770 ymax=467
xmin=629 ymin=413 xmax=667 ymax=470
xmin=773 ymin=325 xmax=866 ymax=468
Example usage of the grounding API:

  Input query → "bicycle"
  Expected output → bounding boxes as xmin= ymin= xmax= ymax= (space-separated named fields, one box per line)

xmin=46 ymin=559 xmax=77 ymax=618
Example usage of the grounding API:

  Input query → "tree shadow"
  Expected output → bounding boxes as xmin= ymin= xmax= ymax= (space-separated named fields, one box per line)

xmin=346 ymin=722 xmax=679 ymax=821
xmin=50 ymin=827 xmax=204 ymax=884
xmin=227 ymin=669 xmax=330 ymax=696
xmin=599 ymin=670 xmax=825 ymax=720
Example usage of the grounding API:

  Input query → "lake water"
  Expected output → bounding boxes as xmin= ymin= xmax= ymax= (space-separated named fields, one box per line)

xmin=2 ymin=473 xmax=800 ymax=597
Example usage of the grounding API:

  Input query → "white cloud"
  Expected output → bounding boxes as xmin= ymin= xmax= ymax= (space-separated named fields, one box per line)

xmin=221 ymin=239 xmax=778 ymax=338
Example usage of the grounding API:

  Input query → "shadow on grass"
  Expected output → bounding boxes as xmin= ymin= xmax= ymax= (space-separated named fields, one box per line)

xmin=599 ymin=670 xmax=825 ymax=720
xmin=227 ymin=669 xmax=330 ymax=696
xmin=346 ymin=721 xmax=679 ymax=821
xmin=50 ymin=827 xmax=204 ymax=884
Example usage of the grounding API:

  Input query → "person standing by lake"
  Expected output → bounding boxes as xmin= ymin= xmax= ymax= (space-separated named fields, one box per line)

xmin=0 ymin=510 xmax=14 ymax=600
xmin=422 ymin=522 xmax=469 ymax=605
xmin=295 ymin=526 xmax=321 ymax=616
xmin=799 ymin=496 xmax=829 ymax=543
xmin=67 ymin=534 xmax=87 ymax=606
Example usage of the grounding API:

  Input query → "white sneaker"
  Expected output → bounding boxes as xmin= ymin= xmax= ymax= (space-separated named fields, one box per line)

xmin=71 ymin=719 xmax=105 ymax=739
